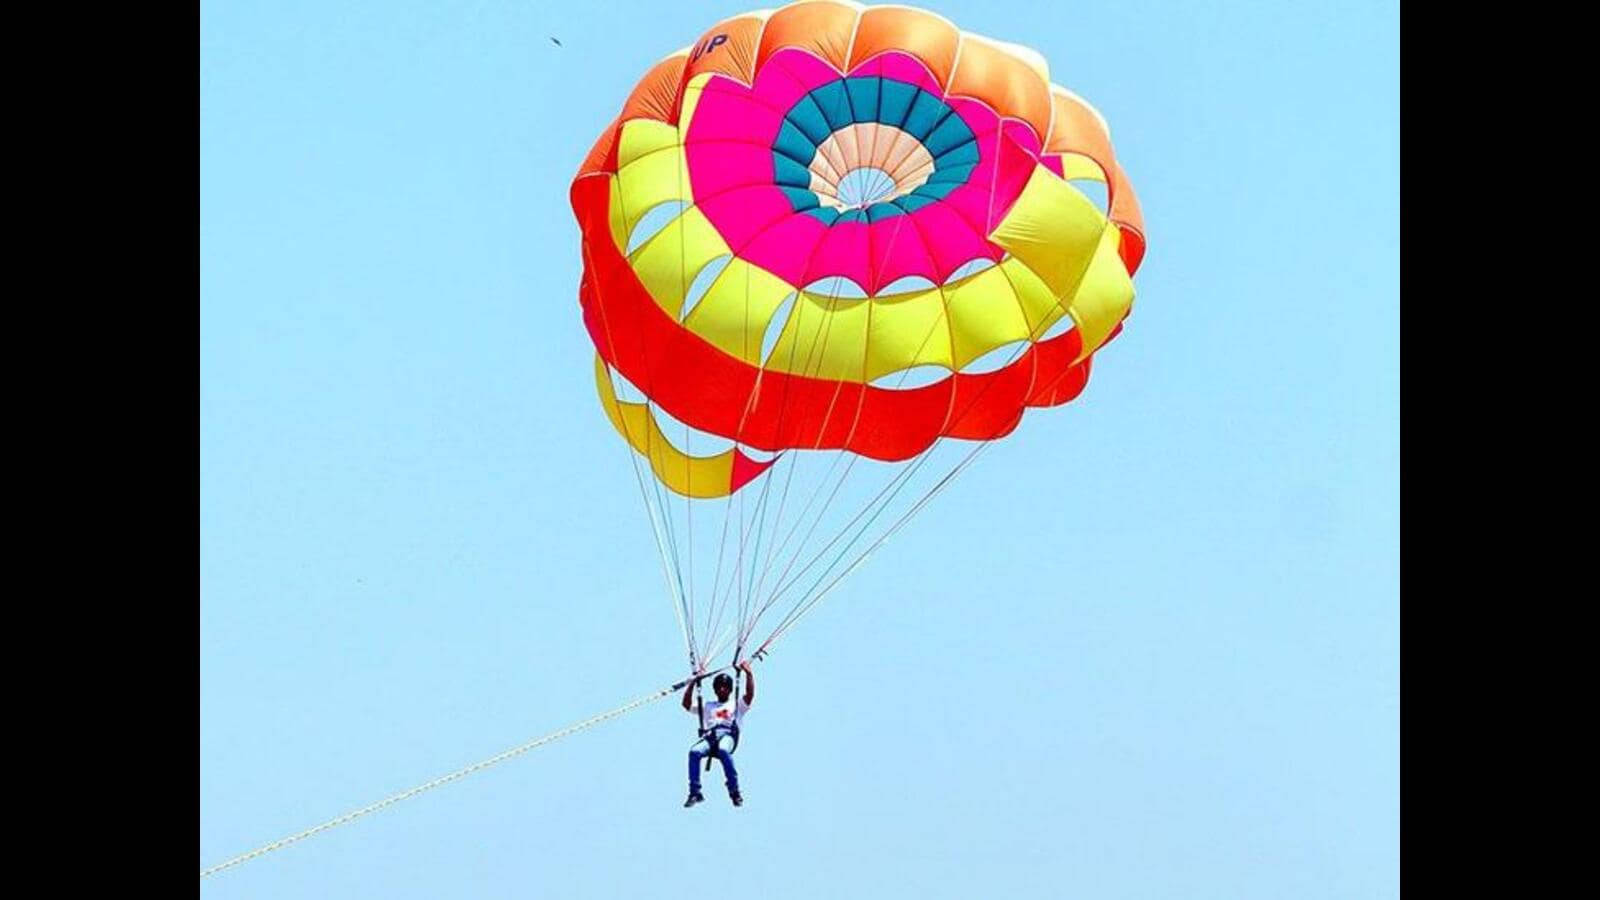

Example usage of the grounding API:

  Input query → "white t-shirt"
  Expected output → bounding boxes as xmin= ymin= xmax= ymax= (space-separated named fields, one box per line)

xmin=696 ymin=697 xmax=749 ymax=732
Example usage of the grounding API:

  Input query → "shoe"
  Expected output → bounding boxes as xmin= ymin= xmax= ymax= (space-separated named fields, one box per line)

xmin=729 ymin=791 xmax=743 ymax=807
xmin=684 ymin=792 xmax=704 ymax=808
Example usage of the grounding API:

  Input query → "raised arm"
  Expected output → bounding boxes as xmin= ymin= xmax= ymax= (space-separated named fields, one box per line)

xmin=740 ymin=661 xmax=755 ymax=706
xmin=682 ymin=674 xmax=699 ymax=711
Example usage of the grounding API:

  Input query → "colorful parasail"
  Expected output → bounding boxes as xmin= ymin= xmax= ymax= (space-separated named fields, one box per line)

xmin=571 ymin=0 xmax=1146 ymax=669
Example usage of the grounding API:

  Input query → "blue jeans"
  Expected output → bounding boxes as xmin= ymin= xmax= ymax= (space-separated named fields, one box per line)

xmin=688 ymin=730 xmax=739 ymax=793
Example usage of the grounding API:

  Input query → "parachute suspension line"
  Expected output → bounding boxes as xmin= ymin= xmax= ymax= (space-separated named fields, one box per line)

xmin=640 ymin=395 xmax=696 ymax=648
xmin=705 ymin=248 xmax=846 ymax=667
xmin=700 ymin=482 xmax=747 ymax=665
xmin=760 ymin=337 xmax=1035 ymax=642
xmin=684 ymin=416 xmax=695 ymax=626
xmin=756 ymin=443 xmax=933 ymax=632
xmin=708 ymin=253 xmax=781 ymax=666
xmin=750 ymin=348 xmax=947 ymax=630
xmin=641 ymin=453 xmax=695 ymax=664
xmin=737 ymin=450 xmax=864 ymax=648
xmin=756 ymin=206 xmax=1118 ymax=647
xmin=582 ymin=240 xmax=695 ymax=664
xmin=735 ymin=441 xmax=787 ymax=658
xmin=790 ymin=448 xmax=964 ymax=628
xmin=200 ymin=672 xmax=718 ymax=880
xmin=714 ymin=412 xmax=777 ymax=664
xmin=590 ymin=174 xmax=695 ymax=658
xmin=610 ymin=403 xmax=690 ymax=659
xmin=646 ymin=409 xmax=688 ymax=596
xmin=761 ymin=425 xmax=876 ymax=600
xmin=717 ymin=408 xmax=797 ymax=658
xmin=745 ymin=237 xmax=951 ymax=619
xmin=748 ymin=447 xmax=854 ymax=620
xmin=747 ymin=430 xmax=824 ymax=603
xmin=754 ymin=277 xmax=1106 ymax=656
xmin=702 ymin=620 xmax=743 ymax=667
xmin=641 ymin=414 xmax=695 ymax=657
xmin=751 ymin=326 xmax=1019 ymax=649
xmin=732 ymin=477 xmax=763 ymax=640
xmin=769 ymin=345 xmax=972 ymax=612
xmin=720 ymin=419 xmax=790 ymax=662
xmin=745 ymin=277 xmax=864 ymax=640
xmin=760 ymin=439 xmax=992 ymax=656
xmin=719 ymin=209 xmax=1108 ymax=668
xmin=730 ymin=264 xmax=871 ymax=650
xmin=702 ymin=481 xmax=739 ymax=663
xmin=739 ymin=459 xmax=784 ymax=660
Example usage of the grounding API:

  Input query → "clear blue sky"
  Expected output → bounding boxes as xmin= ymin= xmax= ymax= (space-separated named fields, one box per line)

xmin=200 ymin=0 xmax=1397 ymax=896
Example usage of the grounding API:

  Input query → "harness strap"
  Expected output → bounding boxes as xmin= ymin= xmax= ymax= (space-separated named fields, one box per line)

xmin=693 ymin=664 xmax=744 ymax=771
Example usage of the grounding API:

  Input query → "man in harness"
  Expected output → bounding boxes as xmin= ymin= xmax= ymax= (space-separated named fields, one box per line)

xmin=681 ymin=659 xmax=754 ymax=808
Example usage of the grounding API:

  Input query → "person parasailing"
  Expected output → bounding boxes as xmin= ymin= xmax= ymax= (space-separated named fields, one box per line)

xmin=681 ymin=660 xmax=754 ymax=807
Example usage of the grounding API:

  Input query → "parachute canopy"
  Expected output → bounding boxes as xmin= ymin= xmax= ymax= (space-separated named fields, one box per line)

xmin=572 ymin=0 xmax=1146 ymax=668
